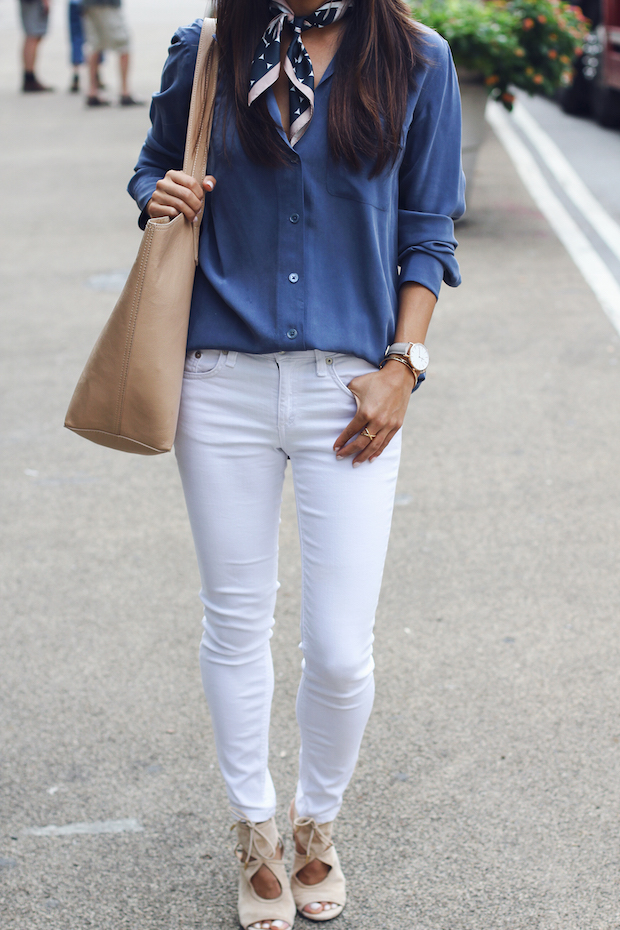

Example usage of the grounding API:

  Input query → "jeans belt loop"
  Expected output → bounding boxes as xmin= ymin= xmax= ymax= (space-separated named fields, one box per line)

xmin=225 ymin=351 xmax=238 ymax=368
xmin=315 ymin=349 xmax=327 ymax=377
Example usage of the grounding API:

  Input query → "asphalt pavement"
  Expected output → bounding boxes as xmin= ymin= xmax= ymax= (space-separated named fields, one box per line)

xmin=1 ymin=5 xmax=620 ymax=929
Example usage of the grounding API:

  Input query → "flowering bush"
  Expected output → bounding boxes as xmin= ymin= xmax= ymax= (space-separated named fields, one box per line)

xmin=409 ymin=0 xmax=590 ymax=109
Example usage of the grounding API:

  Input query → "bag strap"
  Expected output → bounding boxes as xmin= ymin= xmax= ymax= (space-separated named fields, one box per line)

xmin=182 ymin=14 xmax=219 ymax=264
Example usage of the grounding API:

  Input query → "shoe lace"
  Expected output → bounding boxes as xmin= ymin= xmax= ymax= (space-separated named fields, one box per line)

xmin=293 ymin=815 xmax=333 ymax=865
xmin=230 ymin=809 xmax=280 ymax=870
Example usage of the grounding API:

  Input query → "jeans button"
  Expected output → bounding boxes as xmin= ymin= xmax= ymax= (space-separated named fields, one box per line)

xmin=195 ymin=351 xmax=201 ymax=358
xmin=289 ymin=213 xmax=299 ymax=224
xmin=286 ymin=329 xmax=298 ymax=340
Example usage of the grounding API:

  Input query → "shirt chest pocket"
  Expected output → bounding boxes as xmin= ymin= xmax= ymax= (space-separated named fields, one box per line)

xmin=325 ymin=157 xmax=391 ymax=212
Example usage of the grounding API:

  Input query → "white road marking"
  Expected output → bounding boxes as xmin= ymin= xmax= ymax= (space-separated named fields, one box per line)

xmin=24 ymin=819 xmax=144 ymax=837
xmin=512 ymin=102 xmax=620 ymax=264
xmin=486 ymin=101 xmax=620 ymax=337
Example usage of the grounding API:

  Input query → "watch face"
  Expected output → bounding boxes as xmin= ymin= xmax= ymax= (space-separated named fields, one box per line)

xmin=408 ymin=343 xmax=429 ymax=371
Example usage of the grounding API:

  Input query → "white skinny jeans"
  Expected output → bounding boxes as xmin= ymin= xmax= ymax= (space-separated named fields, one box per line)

xmin=174 ymin=349 xmax=401 ymax=823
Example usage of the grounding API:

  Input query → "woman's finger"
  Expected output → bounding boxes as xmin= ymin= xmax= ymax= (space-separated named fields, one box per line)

xmin=166 ymin=169 xmax=205 ymax=201
xmin=334 ymin=407 xmax=365 ymax=453
xmin=337 ymin=420 xmax=382 ymax=460
xmin=157 ymin=173 xmax=203 ymax=203
xmin=155 ymin=179 xmax=203 ymax=214
xmin=151 ymin=191 xmax=197 ymax=221
xmin=203 ymin=175 xmax=217 ymax=192
xmin=367 ymin=427 xmax=400 ymax=464
xmin=348 ymin=427 xmax=387 ymax=466
xmin=148 ymin=202 xmax=181 ymax=219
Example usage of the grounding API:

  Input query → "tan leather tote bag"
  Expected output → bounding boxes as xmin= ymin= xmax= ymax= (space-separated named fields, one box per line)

xmin=65 ymin=17 xmax=219 ymax=454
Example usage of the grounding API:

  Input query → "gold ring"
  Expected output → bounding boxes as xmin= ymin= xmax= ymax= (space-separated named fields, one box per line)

xmin=362 ymin=427 xmax=376 ymax=441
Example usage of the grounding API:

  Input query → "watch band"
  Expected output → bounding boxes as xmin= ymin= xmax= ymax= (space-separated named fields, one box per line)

xmin=386 ymin=342 xmax=412 ymax=356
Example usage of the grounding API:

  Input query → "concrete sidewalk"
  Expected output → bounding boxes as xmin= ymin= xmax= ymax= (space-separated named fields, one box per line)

xmin=1 ymin=7 xmax=620 ymax=930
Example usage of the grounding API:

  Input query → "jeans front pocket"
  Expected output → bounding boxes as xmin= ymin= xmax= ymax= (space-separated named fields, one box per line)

xmin=327 ymin=354 xmax=378 ymax=400
xmin=183 ymin=349 xmax=226 ymax=379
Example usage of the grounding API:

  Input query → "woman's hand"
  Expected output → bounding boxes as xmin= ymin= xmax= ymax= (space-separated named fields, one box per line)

xmin=146 ymin=170 xmax=217 ymax=223
xmin=333 ymin=361 xmax=415 ymax=466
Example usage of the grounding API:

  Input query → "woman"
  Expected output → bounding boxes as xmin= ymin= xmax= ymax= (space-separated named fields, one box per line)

xmin=129 ymin=1 xmax=464 ymax=927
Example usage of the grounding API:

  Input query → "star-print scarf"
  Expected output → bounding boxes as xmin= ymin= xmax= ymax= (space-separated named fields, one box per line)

xmin=249 ymin=1 xmax=353 ymax=146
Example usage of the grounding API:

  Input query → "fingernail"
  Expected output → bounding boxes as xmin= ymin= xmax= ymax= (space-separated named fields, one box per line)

xmin=334 ymin=445 xmax=341 ymax=452
xmin=204 ymin=180 xmax=214 ymax=191
xmin=352 ymin=462 xmax=361 ymax=468
xmin=192 ymin=215 xmax=200 ymax=224
xmin=336 ymin=454 xmax=344 ymax=460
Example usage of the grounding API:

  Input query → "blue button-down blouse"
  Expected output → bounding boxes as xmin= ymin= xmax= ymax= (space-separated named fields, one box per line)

xmin=128 ymin=19 xmax=465 ymax=369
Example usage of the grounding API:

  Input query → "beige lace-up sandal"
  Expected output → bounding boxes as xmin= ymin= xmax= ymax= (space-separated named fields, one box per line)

xmin=289 ymin=804 xmax=346 ymax=922
xmin=233 ymin=815 xmax=296 ymax=930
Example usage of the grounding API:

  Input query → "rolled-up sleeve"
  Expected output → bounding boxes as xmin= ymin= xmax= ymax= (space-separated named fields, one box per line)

xmin=398 ymin=33 xmax=466 ymax=297
xmin=127 ymin=23 xmax=199 ymax=228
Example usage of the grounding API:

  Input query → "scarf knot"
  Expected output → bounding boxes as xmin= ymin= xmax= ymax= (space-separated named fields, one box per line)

xmin=248 ymin=1 xmax=353 ymax=146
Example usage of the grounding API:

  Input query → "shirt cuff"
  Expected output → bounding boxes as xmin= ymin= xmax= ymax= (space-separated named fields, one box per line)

xmin=398 ymin=251 xmax=449 ymax=299
xmin=398 ymin=249 xmax=461 ymax=299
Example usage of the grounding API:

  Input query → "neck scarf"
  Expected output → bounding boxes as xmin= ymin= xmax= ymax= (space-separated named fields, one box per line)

xmin=249 ymin=1 xmax=353 ymax=146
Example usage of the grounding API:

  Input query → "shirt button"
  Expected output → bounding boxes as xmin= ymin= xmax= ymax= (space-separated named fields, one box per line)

xmin=289 ymin=213 xmax=299 ymax=224
xmin=286 ymin=329 xmax=298 ymax=339
xmin=195 ymin=351 xmax=202 ymax=358
xmin=288 ymin=272 xmax=299 ymax=283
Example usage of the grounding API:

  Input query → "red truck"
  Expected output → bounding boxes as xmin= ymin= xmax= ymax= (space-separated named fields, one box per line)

xmin=559 ymin=0 xmax=620 ymax=126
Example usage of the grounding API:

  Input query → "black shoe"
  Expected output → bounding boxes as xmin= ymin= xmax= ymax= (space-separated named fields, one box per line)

xmin=86 ymin=95 xmax=110 ymax=107
xmin=23 ymin=77 xmax=54 ymax=93
xmin=119 ymin=94 xmax=144 ymax=107
xmin=69 ymin=74 xmax=80 ymax=94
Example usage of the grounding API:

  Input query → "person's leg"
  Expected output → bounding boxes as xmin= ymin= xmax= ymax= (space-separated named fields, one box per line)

xmin=20 ymin=0 xmax=51 ymax=91
xmin=22 ymin=34 xmax=40 ymax=73
xmin=287 ymin=352 xmax=402 ymax=823
xmin=175 ymin=351 xmax=293 ymax=929
xmin=98 ymin=7 xmax=141 ymax=104
xmin=68 ymin=2 xmax=84 ymax=91
xmin=82 ymin=8 xmax=108 ymax=102
xmin=87 ymin=49 xmax=102 ymax=98
xmin=118 ymin=50 xmax=129 ymax=96
xmin=283 ymin=351 xmax=401 ymax=914
xmin=175 ymin=351 xmax=288 ymax=822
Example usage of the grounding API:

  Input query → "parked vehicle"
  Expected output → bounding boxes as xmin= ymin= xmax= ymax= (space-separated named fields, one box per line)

xmin=559 ymin=0 xmax=620 ymax=126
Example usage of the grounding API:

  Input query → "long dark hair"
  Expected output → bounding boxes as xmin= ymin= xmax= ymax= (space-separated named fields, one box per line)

xmin=214 ymin=0 xmax=427 ymax=175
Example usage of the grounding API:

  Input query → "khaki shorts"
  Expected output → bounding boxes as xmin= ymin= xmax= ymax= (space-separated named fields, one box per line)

xmin=20 ymin=0 xmax=49 ymax=38
xmin=83 ymin=6 xmax=130 ymax=54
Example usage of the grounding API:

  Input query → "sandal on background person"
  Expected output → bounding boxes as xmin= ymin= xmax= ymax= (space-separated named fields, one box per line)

xmin=233 ymin=815 xmax=296 ymax=930
xmin=289 ymin=804 xmax=346 ymax=922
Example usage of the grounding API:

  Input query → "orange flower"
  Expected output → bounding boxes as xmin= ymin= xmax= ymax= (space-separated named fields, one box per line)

xmin=560 ymin=54 xmax=571 ymax=63
xmin=485 ymin=74 xmax=500 ymax=85
xmin=515 ymin=47 xmax=525 ymax=56
xmin=533 ymin=74 xmax=544 ymax=84
xmin=548 ymin=49 xmax=558 ymax=58
xmin=523 ymin=17 xmax=535 ymax=29
xmin=538 ymin=14 xmax=547 ymax=23
xmin=549 ymin=33 xmax=558 ymax=40
xmin=501 ymin=93 xmax=515 ymax=104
